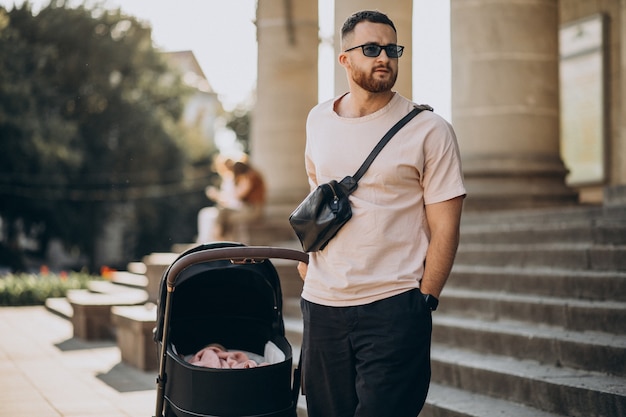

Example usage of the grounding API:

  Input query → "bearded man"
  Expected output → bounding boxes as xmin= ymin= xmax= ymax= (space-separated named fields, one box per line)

xmin=297 ymin=9 xmax=467 ymax=417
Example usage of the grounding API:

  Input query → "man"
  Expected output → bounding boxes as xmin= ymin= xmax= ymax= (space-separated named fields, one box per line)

xmin=298 ymin=10 xmax=466 ymax=417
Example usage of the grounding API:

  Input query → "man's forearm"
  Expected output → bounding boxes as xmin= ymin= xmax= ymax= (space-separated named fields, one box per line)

xmin=420 ymin=227 xmax=460 ymax=298
xmin=420 ymin=196 xmax=464 ymax=298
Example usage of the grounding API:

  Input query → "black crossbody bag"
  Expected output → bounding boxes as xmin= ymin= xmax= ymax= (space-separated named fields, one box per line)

xmin=289 ymin=104 xmax=431 ymax=252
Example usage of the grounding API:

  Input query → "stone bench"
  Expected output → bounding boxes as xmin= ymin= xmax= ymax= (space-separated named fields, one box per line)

xmin=143 ymin=252 xmax=179 ymax=303
xmin=111 ymin=304 xmax=158 ymax=371
xmin=67 ymin=288 xmax=149 ymax=341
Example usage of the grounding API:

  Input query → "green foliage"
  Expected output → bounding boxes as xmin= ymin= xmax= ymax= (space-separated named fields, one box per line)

xmin=0 ymin=272 xmax=99 ymax=306
xmin=226 ymin=107 xmax=251 ymax=154
xmin=0 ymin=1 xmax=212 ymax=268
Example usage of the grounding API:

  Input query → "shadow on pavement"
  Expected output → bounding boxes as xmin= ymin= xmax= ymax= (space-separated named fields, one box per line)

xmin=55 ymin=337 xmax=116 ymax=352
xmin=97 ymin=361 xmax=156 ymax=393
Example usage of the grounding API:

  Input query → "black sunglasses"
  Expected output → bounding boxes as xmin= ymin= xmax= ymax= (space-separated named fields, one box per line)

xmin=344 ymin=43 xmax=404 ymax=58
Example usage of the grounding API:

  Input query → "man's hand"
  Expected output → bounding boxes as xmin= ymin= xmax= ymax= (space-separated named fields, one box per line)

xmin=297 ymin=262 xmax=308 ymax=281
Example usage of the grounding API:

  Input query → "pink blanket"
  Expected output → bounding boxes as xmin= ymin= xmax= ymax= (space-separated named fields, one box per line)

xmin=189 ymin=345 xmax=268 ymax=369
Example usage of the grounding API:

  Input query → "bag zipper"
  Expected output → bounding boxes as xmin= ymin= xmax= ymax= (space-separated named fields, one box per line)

xmin=327 ymin=182 xmax=339 ymax=212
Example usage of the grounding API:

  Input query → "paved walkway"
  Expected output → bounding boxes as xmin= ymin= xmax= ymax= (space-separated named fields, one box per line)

xmin=0 ymin=306 xmax=156 ymax=417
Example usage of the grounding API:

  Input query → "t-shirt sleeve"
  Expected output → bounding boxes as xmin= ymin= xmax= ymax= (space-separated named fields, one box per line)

xmin=422 ymin=117 xmax=467 ymax=204
xmin=304 ymin=113 xmax=319 ymax=190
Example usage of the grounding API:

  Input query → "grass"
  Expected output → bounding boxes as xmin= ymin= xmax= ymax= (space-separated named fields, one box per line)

xmin=0 ymin=271 xmax=101 ymax=306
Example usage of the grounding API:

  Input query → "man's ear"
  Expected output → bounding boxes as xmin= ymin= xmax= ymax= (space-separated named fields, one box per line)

xmin=338 ymin=52 xmax=350 ymax=69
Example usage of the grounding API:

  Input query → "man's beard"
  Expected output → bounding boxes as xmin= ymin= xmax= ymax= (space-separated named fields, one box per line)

xmin=352 ymin=65 xmax=397 ymax=93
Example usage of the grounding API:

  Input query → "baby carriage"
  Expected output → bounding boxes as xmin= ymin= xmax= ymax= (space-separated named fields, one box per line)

xmin=153 ymin=242 xmax=308 ymax=417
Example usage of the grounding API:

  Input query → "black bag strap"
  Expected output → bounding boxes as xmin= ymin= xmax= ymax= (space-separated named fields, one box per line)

xmin=351 ymin=104 xmax=432 ymax=183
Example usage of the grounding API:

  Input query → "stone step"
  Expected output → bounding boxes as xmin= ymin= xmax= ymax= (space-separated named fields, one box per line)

xmin=461 ymin=205 xmax=603 ymax=226
xmin=433 ymin=315 xmax=626 ymax=377
xmin=440 ymin=288 xmax=626 ymax=334
xmin=109 ymin=270 xmax=148 ymax=289
xmin=460 ymin=205 xmax=626 ymax=245
xmin=460 ymin=221 xmax=596 ymax=244
xmin=282 ymin=296 xmax=626 ymax=375
xmin=448 ymin=265 xmax=626 ymax=301
xmin=45 ymin=297 xmax=73 ymax=319
xmin=595 ymin=219 xmax=626 ymax=244
xmin=462 ymin=221 xmax=626 ymax=246
xmin=431 ymin=345 xmax=626 ymax=417
xmin=468 ymin=224 xmax=626 ymax=246
xmin=280 ymin=300 xmax=626 ymax=416
xmin=67 ymin=288 xmax=149 ymax=305
xmin=423 ymin=383 xmax=564 ymax=417
xmin=455 ymin=243 xmax=626 ymax=271
xmin=86 ymin=280 xmax=148 ymax=297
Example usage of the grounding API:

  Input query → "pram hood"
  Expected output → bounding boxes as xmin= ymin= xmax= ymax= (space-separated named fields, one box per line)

xmin=154 ymin=242 xmax=303 ymax=355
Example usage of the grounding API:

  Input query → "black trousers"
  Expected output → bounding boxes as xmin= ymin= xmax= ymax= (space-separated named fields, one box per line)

xmin=301 ymin=289 xmax=432 ymax=417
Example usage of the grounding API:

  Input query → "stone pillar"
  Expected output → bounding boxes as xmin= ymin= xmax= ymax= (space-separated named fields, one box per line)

xmin=451 ymin=0 xmax=577 ymax=210
xmin=252 ymin=0 xmax=319 ymax=207
xmin=619 ymin=1 xmax=626 ymax=185
xmin=334 ymin=1 xmax=413 ymax=99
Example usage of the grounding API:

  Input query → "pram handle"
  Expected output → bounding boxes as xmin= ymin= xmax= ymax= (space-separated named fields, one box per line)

xmin=165 ymin=245 xmax=309 ymax=287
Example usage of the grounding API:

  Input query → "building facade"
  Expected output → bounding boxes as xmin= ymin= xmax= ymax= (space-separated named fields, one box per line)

xmin=251 ymin=0 xmax=626 ymax=213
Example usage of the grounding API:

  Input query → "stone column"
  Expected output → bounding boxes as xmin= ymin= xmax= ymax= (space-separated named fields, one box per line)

xmin=451 ymin=0 xmax=577 ymax=210
xmin=252 ymin=0 xmax=319 ymax=206
xmin=334 ymin=1 xmax=413 ymax=98
xmin=619 ymin=1 xmax=626 ymax=184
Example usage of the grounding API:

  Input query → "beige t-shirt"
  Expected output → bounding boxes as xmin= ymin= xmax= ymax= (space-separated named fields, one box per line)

xmin=301 ymin=93 xmax=466 ymax=307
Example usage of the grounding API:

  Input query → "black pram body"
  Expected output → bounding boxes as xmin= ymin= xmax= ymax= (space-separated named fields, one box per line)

xmin=153 ymin=243 xmax=307 ymax=417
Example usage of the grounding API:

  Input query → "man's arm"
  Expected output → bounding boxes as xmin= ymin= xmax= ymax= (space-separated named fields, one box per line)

xmin=420 ymin=195 xmax=464 ymax=298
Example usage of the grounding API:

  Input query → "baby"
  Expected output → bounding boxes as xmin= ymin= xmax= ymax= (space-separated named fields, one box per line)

xmin=187 ymin=343 xmax=269 ymax=369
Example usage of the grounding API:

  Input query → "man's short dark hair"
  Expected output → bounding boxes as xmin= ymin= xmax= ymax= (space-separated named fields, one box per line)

xmin=341 ymin=10 xmax=396 ymax=40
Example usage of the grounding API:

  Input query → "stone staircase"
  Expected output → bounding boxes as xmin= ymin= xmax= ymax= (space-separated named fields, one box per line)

xmin=420 ymin=203 xmax=626 ymax=417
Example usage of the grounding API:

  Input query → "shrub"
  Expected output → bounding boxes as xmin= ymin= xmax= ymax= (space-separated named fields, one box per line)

xmin=0 ymin=272 xmax=100 ymax=306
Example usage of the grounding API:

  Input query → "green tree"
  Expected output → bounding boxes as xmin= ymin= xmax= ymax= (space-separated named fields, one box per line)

xmin=226 ymin=106 xmax=251 ymax=154
xmin=0 ymin=1 xmax=208 ymax=271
